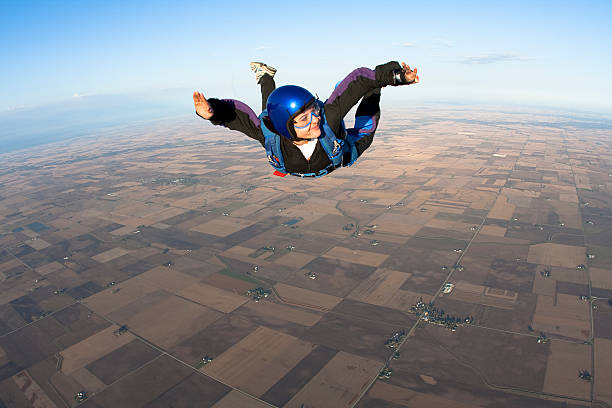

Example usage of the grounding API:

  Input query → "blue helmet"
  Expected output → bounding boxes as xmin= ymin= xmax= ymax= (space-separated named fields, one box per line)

xmin=266 ymin=85 xmax=316 ymax=140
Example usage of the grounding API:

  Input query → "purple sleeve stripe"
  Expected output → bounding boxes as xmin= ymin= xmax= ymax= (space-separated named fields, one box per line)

xmin=222 ymin=99 xmax=260 ymax=127
xmin=326 ymin=68 xmax=376 ymax=105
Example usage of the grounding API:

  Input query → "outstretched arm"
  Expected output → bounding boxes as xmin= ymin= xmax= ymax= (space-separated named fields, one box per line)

xmin=192 ymin=91 xmax=265 ymax=146
xmin=324 ymin=61 xmax=419 ymax=135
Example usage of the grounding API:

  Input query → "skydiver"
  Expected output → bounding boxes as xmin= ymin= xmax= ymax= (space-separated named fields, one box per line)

xmin=193 ymin=61 xmax=419 ymax=178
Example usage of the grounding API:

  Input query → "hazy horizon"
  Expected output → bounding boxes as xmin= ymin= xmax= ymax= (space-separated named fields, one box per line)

xmin=2 ymin=91 xmax=611 ymax=156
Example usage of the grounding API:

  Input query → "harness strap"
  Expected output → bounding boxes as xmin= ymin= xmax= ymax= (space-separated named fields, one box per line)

xmin=262 ymin=110 xmax=287 ymax=173
xmin=289 ymin=161 xmax=340 ymax=178
xmin=260 ymin=104 xmax=350 ymax=178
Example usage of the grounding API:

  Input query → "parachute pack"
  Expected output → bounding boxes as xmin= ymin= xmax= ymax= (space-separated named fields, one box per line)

xmin=260 ymin=101 xmax=368 ymax=178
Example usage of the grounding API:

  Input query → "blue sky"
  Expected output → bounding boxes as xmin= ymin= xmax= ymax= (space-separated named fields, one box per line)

xmin=1 ymin=0 xmax=612 ymax=113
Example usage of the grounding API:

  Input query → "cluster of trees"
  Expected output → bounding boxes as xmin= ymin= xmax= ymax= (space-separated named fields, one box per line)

xmin=411 ymin=298 xmax=474 ymax=331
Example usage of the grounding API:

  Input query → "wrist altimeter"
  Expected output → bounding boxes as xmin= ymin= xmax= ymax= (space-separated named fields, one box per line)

xmin=392 ymin=68 xmax=415 ymax=85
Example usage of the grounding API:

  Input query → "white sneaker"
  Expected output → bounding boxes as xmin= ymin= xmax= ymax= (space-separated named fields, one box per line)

xmin=250 ymin=62 xmax=277 ymax=82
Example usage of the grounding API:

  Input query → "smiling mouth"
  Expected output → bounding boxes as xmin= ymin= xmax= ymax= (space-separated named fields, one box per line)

xmin=298 ymin=129 xmax=320 ymax=140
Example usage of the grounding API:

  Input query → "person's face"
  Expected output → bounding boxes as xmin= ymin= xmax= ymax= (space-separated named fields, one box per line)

xmin=293 ymin=103 xmax=321 ymax=141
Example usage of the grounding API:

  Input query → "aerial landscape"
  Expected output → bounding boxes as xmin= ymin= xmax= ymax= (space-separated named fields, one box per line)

xmin=2 ymin=1 xmax=612 ymax=406
xmin=1 ymin=104 xmax=611 ymax=407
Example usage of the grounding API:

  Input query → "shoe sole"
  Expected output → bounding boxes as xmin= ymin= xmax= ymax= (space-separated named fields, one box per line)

xmin=250 ymin=62 xmax=277 ymax=76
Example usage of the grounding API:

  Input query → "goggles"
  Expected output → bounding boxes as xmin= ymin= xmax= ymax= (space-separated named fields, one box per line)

xmin=293 ymin=102 xmax=321 ymax=129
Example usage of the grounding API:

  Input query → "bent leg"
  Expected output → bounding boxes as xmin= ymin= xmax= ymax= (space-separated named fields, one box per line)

xmin=260 ymin=74 xmax=276 ymax=112
xmin=354 ymin=88 xmax=381 ymax=133
xmin=348 ymin=88 xmax=381 ymax=158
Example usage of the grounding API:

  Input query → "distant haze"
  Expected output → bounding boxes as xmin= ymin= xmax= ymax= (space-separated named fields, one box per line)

xmin=2 ymin=92 xmax=611 ymax=156
xmin=0 ymin=90 xmax=192 ymax=154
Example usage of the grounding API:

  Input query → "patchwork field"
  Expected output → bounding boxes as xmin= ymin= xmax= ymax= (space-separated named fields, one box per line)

xmin=273 ymin=251 xmax=317 ymax=269
xmin=108 ymin=293 xmax=223 ymax=348
xmin=594 ymin=337 xmax=612 ymax=405
xmin=274 ymin=282 xmax=342 ymax=311
xmin=284 ymin=351 xmax=381 ymax=408
xmin=191 ymin=217 xmax=255 ymax=237
xmin=92 ymin=247 xmax=131 ymax=263
xmin=81 ymin=276 xmax=159 ymax=315
xmin=240 ymin=300 xmax=322 ymax=326
xmin=527 ymin=243 xmax=586 ymax=268
xmin=177 ymin=281 xmax=248 ymax=313
xmin=211 ymin=390 xmax=271 ymax=408
xmin=532 ymin=294 xmax=591 ymax=340
xmin=322 ymin=246 xmax=389 ymax=267
xmin=60 ymin=325 xmax=136 ymax=374
xmin=367 ymin=213 xmax=424 ymax=236
xmin=347 ymin=268 xmax=411 ymax=306
xmin=202 ymin=326 xmax=314 ymax=396
xmin=487 ymin=194 xmax=516 ymax=220
xmin=360 ymin=381 xmax=481 ymax=408
xmin=542 ymin=341 xmax=592 ymax=399
xmin=0 ymin=107 xmax=609 ymax=408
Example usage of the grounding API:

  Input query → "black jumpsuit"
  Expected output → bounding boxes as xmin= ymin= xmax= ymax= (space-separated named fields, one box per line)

xmin=204 ymin=61 xmax=405 ymax=176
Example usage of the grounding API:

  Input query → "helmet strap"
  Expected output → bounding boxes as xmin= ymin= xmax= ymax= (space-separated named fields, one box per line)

xmin=287 ymin=97 xmax=317 ymax=140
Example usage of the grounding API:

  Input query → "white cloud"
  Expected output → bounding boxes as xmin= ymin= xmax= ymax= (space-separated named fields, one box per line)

xmin=254 ymin=45 xmax=272 ymax=51
xmin=431 ymin=39 xmax=455 ymax=49
xmin=3 ymin=105 xmax=26 ymax=111
xmin=72 ymin=93 xmax=81 ymax=98
xmin=453 ymin=53 xmax=534 ymax=64
xmin=392 ymin=41 xmax=416 ymax=47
